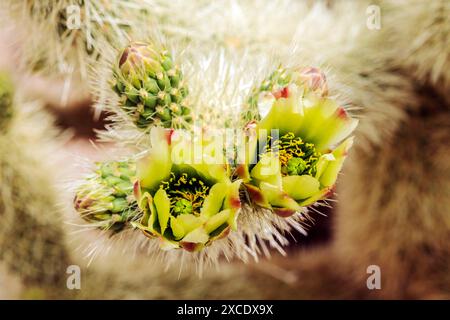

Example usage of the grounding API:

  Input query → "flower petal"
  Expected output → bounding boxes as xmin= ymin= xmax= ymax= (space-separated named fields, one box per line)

xmin=182 ymin=227 xmax=209 ymax=244
xmin=260 ymin=182 xmax=301 ymax=211
xmin=204 ymin=209 xmax=231 ymax=234
xmin=297 ymin=98 xmax=339 ymax=144
xmin=137 ymin=128 xmax=172 ymax=190
xmin=154 ymin=188 xmax=170 ymax=235
xmin=159 ymin=238 xmax=179 ymax=251
xmin=258 ymin=90 xmax=304 ymax=135
xmin=224 ymin=180 xmax=242 ymax=210
xmin=319 ymin=137 xmax=353 ymax=187
xmin=176 ymin=215 xmax=205 ymax=234
xmin=250 ymin=153 xmax=282 ymax=187
xmin=308 ymin=106 xmax=358 ymax=151
xmin=314 ymin=153 xmax=336 ymax=179
xmin=299 ymin=187 xmax=333 ymax=206
xmin=282 ymin=175 xmax=320 ymax=200
xmin=245 ymin=183 xmax=271 ymax=208
xmin=200 ymin=182 xmax=228 ymax=217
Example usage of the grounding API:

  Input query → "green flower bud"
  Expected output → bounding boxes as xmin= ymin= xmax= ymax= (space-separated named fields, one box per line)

xmin=113 ymin=41 xmax=192 ymax=130
xmin=74 ymin=160 xmax=138 ymax=232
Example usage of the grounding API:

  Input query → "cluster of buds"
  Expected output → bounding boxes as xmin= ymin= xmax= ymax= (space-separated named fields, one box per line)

xmin=112 ymin=42 xmax=191 ymax=130
xmin=74 ymin=160 xmax=138 ymax=232
xmin=0 ymin=71 xmax=14 ymax=132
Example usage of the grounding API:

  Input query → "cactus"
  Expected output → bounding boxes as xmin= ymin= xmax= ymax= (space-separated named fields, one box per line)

xmin=237 ymin=78 xmax=357 ymax=217
xmin=74 ymin=160 xmax=138 ymax=233
xmin=0 ymin=71 xmax=72 ymax=296
xmin=2 ymin=0 xmax=148 ymax=79
xmin=0 ymin=71 xmax=14 ymax=132
xmin=112 ymin=41 xmax=191 ymax=130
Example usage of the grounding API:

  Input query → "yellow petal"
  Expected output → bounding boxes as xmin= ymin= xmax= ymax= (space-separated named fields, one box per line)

xmin=250 ymin=153 xmax=282 ymax=187
xmin=319 ymin=137 xmax=353 ymax=187
xmin=154 ymin=188 xmax=170 ymax=235
xmin=245 ymin=183 xmax=271 ymax=208
xmin=170 ymin=216 xmax=185 ymax=240
xmin=224 ymin=180 xmax=242 ymax=210
xmin=182 ymin=227 xmax=209 ymax=244
xmin=299 ymin=187 xmax=333 ymax=206
xmin=137 ymin=128 xmax=172 ymax=190
xmin=176 ymin=214 xmax=205 ymax=234
xmin=282 ymin=175 xmax=320 ymax=200
xmin=204 ymin=209 xmax=231 ymax=234
xmin=200 ymin=182 xmax=228 ymax=217
xmin=260 ymin=182 xmax=301 ymax=211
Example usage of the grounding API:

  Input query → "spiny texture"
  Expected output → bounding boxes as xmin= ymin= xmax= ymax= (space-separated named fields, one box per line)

xmin=95 ymin=0 xmax=448 ymax=299
xmin=1 ymin=0 xmax=149 ymax=79
xmin=0 ymin=77 xmax=72 ymax=296
xmin=113 ymin=42 xmax=191 ymax=129
xmin=336 ymin=100 xmax=450 ymax=298
xmin=242 ymin=66 xmax=328 ymax=124
xmin=0 ymin=71 xmax=14 ymax=131
xmin=71 ymin=253 xmax=263 ymax=299
xmin=379 ymin=0 xmax=450 ymax=91
xmin=74 ymin=160 xmax=138 ymax=233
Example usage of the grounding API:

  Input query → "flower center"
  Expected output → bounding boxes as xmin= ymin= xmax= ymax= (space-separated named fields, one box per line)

xmin=160 ymin=172 xmax=210 ymax=216
xmin=264 ymin=132 xmax=321 ymax=176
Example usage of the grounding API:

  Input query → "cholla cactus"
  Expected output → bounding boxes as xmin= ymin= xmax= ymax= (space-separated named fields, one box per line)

xmin=1 ymin=0 xmax=150 ymax=79
xmin=74 ymin=160 xmax=138 ymax=233
xmin=0 ymin=70 xmax=71 ymax=295
xmin=0 ymin=71 xmax=14 ymax=131
xmin=75 ymin=43 xmax=358 ymax=268
xmin=112 ymin=41 xmax=191 ymax=130
xmin=133 ymin=127 xmax=241 ymax=251
xmin=239 ymin=78 xmax=358 ymax=217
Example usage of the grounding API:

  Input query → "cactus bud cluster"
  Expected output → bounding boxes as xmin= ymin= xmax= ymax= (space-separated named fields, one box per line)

xmin=112 ymin=42 xmax=191 ymax=130
xmin=74 ymin=160 xmax=138 ymax=232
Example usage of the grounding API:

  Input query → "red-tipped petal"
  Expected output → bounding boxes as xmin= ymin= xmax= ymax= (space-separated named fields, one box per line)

xmin=273 ymin=208 xmax=296 ymax=218
xmin=335 ymin=107 xmax=348 ymax=119
xmin=180 ymin=241 xmax=202 ymax=252
xmin=133 ymin=180 xmax=141 ymax=201
xmin=273 ymin=87 xmax=290 ymax=99
xmin=245 ymin=184 xmax=270 ymax=208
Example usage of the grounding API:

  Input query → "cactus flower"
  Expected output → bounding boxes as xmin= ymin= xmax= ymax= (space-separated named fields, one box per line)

xmin=239 ymin=74 xmax=358 ymax=217
xmin=133 ymin=127 xmax=242 ymax=252
xmin=112 ymin=41 xmax=191 ymax=129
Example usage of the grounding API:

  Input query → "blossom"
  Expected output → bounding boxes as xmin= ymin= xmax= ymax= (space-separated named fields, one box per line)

xmin=133 ymin=128 xmax=242 ymax=251
xmin=239 ymin=74 xmax=358 ymax=217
